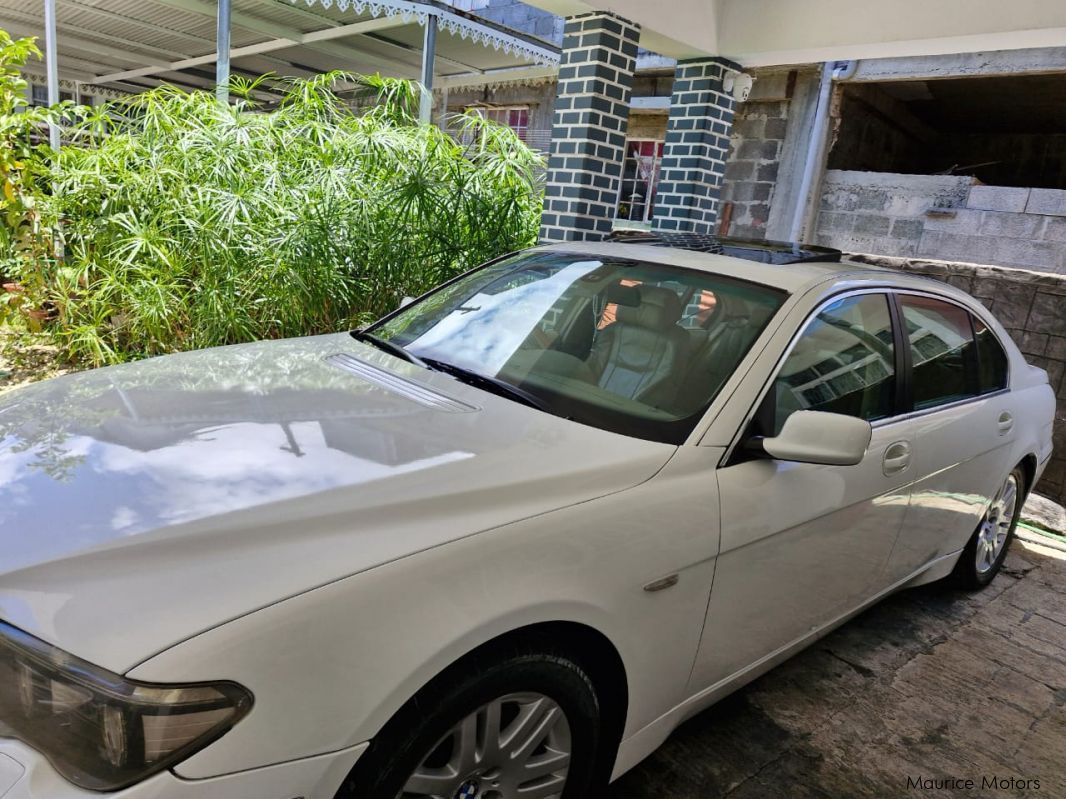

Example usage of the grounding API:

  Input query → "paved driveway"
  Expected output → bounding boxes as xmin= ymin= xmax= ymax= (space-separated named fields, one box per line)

xmin=610 ymin=534 xmax=1066 ymax=799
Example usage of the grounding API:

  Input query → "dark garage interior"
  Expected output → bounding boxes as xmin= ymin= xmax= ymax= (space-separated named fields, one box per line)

xmin=828 ymin=73 xmax=1066 ymax=189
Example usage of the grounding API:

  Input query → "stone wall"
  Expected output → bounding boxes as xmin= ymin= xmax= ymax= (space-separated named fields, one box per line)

xmin=848 ymin=253 xmax=1066 ymax=505
xmin=816 ymin=171 xmax=1066 ymax=274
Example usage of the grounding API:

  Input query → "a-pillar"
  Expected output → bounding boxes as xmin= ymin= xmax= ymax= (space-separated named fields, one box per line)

xmin=539 ymin=12 xmax=640 ymax=242
xmin=653 ymin=58 xmax=740 ymax=235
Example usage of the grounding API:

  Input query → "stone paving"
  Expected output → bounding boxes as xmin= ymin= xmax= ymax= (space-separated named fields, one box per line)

xmin=610 ymin=533 xmax=1066 ymax=799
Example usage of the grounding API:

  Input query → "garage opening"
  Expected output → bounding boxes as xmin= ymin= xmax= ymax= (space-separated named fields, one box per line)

xmin=827 ymin=73 xmax=1066 ymax=189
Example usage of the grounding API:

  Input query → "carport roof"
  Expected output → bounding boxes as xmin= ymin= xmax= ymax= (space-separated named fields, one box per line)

xmin=1 ymin=0 xmax=559 ymax=98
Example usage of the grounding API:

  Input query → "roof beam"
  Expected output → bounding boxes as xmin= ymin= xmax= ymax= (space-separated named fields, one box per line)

xmin=23 ymin=64 xmax=98 ymax=83
xmin=92 ymin=16 xmax=406 ymax=84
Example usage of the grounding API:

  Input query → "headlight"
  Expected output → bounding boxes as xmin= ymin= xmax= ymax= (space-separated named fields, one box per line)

xmin=0 ymin=621 xmax=252 ymax=791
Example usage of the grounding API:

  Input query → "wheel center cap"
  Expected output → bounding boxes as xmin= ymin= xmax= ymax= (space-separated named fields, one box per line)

xmin=456 ymin=778 xmax=481 ymax=799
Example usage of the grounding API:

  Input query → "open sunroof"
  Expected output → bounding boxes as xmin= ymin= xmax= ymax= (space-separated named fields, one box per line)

xmin=607 ymin=231 xmax=843 ymax=265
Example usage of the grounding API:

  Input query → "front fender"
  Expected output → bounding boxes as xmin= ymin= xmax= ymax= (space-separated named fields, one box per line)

xmin=128 ymin=450 xmax=722 ymax=781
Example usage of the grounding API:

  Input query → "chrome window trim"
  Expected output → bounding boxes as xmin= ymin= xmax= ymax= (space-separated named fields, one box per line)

xmin=870 ymin=388 xmax=1011 ymax=429
xmin=719 ymin=284 xmax=1012 ymax=465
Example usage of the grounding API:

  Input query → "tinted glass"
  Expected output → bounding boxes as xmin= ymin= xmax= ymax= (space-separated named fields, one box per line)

xmin=973 ymin=317 xmax=1009 ymax=393
xmin=900 ymin=295 xmax=978 ymax=410
xmin=771 ymin=294 xmax=896 ymax=435
xmin=373 ymin=252 xmax=785 ymax=444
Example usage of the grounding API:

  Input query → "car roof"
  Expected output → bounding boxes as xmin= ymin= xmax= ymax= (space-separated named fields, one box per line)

xmin=532 ymin=241 xmax=893 ymax=294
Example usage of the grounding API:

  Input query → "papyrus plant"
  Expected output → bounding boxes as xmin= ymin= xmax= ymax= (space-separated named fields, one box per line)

xmin=13 ymin=71 xmax=543 ymax=366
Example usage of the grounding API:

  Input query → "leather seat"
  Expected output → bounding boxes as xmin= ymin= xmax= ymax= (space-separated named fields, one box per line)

xmin=680 ymin=296 xmax=774 ymax=409
xmin=589 ymin=286 xmax=689 ymax=409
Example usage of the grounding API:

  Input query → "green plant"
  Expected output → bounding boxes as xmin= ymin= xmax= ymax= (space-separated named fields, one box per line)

xmin=0 ymin=30 xmax=64 ymax=328
xmin=10 ymin=70 xmax=544 ymax=366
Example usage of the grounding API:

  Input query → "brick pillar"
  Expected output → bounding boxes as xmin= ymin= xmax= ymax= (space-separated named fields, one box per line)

xmin=653 ymin=58 xmax=740 ymax=235
xmin=539 ymin=12 xmax=640 ymax=242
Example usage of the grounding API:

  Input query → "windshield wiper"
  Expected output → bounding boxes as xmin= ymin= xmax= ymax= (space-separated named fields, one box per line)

xmin=350 ymin=329 xmax=428 ymax=368
xmin=422 ymin=358 xmax=556 ymax=415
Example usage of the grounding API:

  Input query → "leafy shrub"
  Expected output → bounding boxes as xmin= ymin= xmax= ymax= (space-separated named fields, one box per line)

xmin=0 ymin=31 xmax=64 ymax=325
xmin=11 ymin=71 xmax=543 ymax=366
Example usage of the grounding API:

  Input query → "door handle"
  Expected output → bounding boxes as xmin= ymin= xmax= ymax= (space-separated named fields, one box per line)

xmin=997 ymin=412 xmax=1014 ymax=436
xmin=883 ymin=441 xmax=912 ymax=476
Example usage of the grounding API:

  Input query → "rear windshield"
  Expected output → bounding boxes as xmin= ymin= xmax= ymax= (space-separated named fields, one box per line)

xmin=371 ymin=252 xmax=786 ymax=443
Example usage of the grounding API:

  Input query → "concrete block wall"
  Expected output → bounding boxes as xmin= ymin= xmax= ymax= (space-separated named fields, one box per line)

xmin=719 ymin=97 xmax=789 ymax=238
xmin=815 ymin=171 xmax=1066 ymax=274
xmin=848 ymin=253 xmax=1066 ymax=506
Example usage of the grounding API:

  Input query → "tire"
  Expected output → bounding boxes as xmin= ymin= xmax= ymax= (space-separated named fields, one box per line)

xmin=952 ymin=466 xmax=1025 ymax=590
xmin=336 ymin=648 xmax=603 ymax=799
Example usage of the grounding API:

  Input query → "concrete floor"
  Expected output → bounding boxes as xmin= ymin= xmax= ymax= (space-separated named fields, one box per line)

xmin=610 ymin=535 xmax=1066 ymax=799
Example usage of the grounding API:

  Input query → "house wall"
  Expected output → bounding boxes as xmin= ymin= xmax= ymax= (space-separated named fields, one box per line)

xmin=814 ymin=171 xmax=1066 ymax=274
xmin=848 ymin=253 xmax=1066 ymax=506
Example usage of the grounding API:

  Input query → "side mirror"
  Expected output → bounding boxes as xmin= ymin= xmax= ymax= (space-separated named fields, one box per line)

xmin=399 ymin=296 xmax=416 ymax=309
xmin=761 ymin=410 xmax=872 ymax=466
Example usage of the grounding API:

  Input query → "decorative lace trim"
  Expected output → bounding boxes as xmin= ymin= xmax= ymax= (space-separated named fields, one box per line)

xmin=291 ymin=0 xmax=559 ymax=67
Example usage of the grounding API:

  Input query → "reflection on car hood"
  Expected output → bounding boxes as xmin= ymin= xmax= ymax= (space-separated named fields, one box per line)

xmin=0 ymin=334 xmax=674 ymax=671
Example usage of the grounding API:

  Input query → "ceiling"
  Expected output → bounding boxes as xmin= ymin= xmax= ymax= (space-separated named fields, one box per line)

xmin=524 ymin=0 xmax=1066 ymax=66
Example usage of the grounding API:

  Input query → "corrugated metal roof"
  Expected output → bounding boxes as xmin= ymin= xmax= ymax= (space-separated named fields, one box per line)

xmin=2 ymin=0 xmax=559 ymax=97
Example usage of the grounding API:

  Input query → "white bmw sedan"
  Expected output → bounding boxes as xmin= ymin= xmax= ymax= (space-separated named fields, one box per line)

xmin=0 ymin=240 xmax=1056 ymax=799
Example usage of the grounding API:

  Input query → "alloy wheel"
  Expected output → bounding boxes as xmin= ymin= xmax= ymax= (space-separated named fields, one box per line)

xmin=399 ymin=692 xmax=572 ymax=799
xmin=975 ymin=473 xmax=1019 ymax=574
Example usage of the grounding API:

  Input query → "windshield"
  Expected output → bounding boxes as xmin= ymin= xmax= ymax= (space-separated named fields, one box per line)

xmin=369 ymin=251 xmax=786 ymax=443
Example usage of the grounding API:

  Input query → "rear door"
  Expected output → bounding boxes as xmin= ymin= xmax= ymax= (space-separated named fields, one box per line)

xmin=690 ymin=291 xmax=916 ymax=691
xmin=881 ymin=293 xmax=1019 ymax=579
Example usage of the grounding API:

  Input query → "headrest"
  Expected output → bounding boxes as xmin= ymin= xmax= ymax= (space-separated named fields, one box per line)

xmin=616 ymin=286 xmax=683 ymax=331
xmin=606 ymin=282 xmax=641 ymax=308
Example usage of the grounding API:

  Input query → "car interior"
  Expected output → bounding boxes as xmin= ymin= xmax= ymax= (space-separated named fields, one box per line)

xmin=502 ymin=272 xmax=780 ymax=421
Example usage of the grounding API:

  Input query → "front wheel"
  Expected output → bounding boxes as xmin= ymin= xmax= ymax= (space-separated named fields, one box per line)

xmin=337 ymin=651 xmax=603 ymax=799
xmin=952 ymin=466 xmax=1024 ymax=589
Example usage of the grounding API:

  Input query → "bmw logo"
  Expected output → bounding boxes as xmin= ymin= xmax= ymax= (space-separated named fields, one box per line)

xmin=456 ymin=779 xmax=480 ymax=799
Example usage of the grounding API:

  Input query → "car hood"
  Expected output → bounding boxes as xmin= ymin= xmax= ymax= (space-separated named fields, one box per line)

xmin=0 ymin=334 xmax=674 ymax=672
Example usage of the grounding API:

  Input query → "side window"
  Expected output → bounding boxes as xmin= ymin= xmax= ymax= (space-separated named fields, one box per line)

xmin=770 ymin=294 xmax=896 ymax=435
xmin=973 ymin=317 xmax=1009 ymax=393
xmin=899 ymin=295 xmax=979 ymax=410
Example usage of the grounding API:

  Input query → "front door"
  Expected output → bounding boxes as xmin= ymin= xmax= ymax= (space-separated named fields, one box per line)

xmin=690 ymin=292 xmax=915 ymax=692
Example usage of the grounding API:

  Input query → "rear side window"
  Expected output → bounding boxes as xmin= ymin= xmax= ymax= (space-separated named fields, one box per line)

xmin=770 ymin=293 xmax=896 ymax=435
xmin=899 ymin=295 xmax=978 ymax=410
xmin=973 ymin=317 xmax=1009 ymax=393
